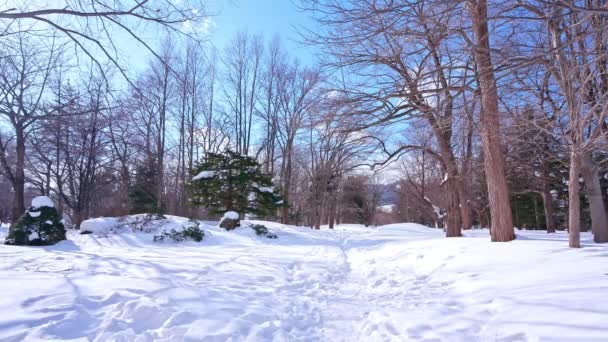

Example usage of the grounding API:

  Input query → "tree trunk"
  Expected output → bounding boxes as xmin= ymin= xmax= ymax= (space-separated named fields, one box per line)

xmin=328 ymin=191 xmax=336 ymax=229
xmin=581 ymin=152 xmax=608 ymax=243
xmin=541 ymin=161 xmax=556 ymax=233
xmin=281 ymin=142 xmax=294 ymax=224
xmin=458 ymin=181 xmax=472 ymax=230
xmin=11 ymin=127 xmax=26 ymax=224
xmin=445 ymin=179 xmax=462 ymax=237
xmin=568 ymin=149 xmax=581 ymax=248
xmin=541 ymin=191 xmax=556 ymax=233
xmin=468 ymin=0 xmax=514 ymax=242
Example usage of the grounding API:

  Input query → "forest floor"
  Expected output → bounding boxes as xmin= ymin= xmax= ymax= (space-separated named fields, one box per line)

xmin=0 ymin=219 xmax=607 ymax=341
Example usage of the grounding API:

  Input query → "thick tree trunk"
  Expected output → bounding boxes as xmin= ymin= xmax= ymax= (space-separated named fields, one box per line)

xmin=568 ymin=149 xmax=581 ymax=248
xmin=468 ymin=0 xmax=514 ymax=242
xmin=445 ymin=179 xmax=462 ymax=237
xmin=581 ymin=152 xmax=608 ymax=243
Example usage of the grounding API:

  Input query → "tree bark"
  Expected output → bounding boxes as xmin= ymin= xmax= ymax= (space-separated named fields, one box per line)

xmin=468 ymin=0 xmax=515 ymax=242
xmin=581 ymin=151 xmax=608 ymax=243
xmin=541 ymin=190 xmax=556 ymax=234
xmin=568 ymin=149 xmax=581 ymax=248
xmin=445 ymin=179 xmax=462 ymax=237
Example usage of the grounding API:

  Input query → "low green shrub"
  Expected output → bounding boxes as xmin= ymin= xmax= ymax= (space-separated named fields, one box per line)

xmin=250 ymin=224 xmax=277 ymax=239
xmin=154 ymin=220 xmax=204 ymax=242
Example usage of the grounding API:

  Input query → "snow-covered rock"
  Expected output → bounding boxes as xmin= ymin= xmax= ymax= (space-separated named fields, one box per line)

xmin=31 ymin=196 xmax=54 ymax=209
xmin=219 ymin=211 xmax=240 ymax=230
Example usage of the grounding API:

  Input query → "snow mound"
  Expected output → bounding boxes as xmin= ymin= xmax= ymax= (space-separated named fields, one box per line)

xmin=223 ymin=211 xmax=239 ymax=220
xmin=31 ymin=196 xmax=54 ymax=209
xmin=80 ymin=217 xmax=124 ymax=235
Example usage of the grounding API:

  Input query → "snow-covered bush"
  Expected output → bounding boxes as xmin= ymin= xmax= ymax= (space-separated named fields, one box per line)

xmin=250 ymin=224 xmax=277 ymax=239
xmin=121 ymin=213 xmax=167 ymax=233
xmin=4 ymin=196 xmax=66 ymax=246
xmin=154 ymin=220 xmax=204 ymax=242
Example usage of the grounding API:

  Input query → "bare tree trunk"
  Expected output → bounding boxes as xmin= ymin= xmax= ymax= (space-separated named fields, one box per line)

xmin=445 ymin=179 xmax=462 ymax=237
xmin=458 ymin=182 xmax=472 ymax=230
xmin=581 ymin=152 xmax=608 ymax=243
xmin=468 ymin=0 xmax=514 ymax=242
xmin=328 ymin=191 xmax=337 ymax=229
xmin=281 ymin=145 xmax=293 ymax=225
xmin=11 ymin=127 xmax=26 ymax=223
xmin=568 ymin=149 xmax=581 ymax=248
xmin=541 ymin=191 xmax=556 ymax=234
xmin=541 ymin=160 xmax=556 ymax=233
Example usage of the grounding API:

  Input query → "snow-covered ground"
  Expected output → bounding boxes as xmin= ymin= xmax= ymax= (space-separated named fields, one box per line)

xmin=1 ymin=218 xmax=607 ymax=341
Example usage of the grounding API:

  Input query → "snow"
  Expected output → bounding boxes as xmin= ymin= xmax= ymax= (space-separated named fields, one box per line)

xmin=31 ymin=196 xmax=54 ymax=209
xmin=257 ymin=186 xmax=273 ymax=193
xmin=0 ymin=218 xmax=607 ymax=341
xmin=378 ymin=204 xmax=395 ymax=213
xmin=223 ymin=211 xmax=239 ymax=220
xmin=192 ymin=170 xmax=215 ymax=180
xmin=80 ymin=217 xmax=123 ymax=234
xmin=424 ymin=196 xmax=445 ymax=219
xmin=28 ymin=211 xmax=41 ymax=218
xmin=45 ymin=220 xmax=53 ymax=225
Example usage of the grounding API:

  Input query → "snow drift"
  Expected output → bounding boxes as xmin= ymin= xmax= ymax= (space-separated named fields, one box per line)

xmin=0 ymin=217 xmax=607 ymax=341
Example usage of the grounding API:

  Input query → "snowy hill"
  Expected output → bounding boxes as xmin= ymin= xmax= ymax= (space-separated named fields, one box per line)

xmin=0 ymin=217 xmax=607 ymax=341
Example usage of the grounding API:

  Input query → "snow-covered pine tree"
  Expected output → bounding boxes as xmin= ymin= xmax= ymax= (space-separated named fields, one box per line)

xmin=128 ymin=160 xmax=163 ymax=215
xmin=5 ymin=196 xmax=66 ymax=246
xmin=189 ymin=150 xmax=284 ymax=219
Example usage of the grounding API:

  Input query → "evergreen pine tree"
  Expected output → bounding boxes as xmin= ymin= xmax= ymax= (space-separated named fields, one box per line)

xmin=189 ymin=150 xmax=284 ymax=218
xmin=128 ymin=159 xmax=163 ymax=215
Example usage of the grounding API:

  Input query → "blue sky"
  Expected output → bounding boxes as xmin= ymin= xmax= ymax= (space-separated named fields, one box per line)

xmin=207 ymin=0 xmax=316 ymax=64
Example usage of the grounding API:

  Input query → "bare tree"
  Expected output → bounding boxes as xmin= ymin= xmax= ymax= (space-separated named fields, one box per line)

xmin=222 ymin=31 xmax=264 ymax=155
xmin=465 ymin=0 xmax=515 ymax=241
xmin=0 ymin=32 xmax=61 ymax=223
xmin=519 ymin=1 xmax=608 ymax=246
xmin=0 ymin=1 xmax=207 ymax=81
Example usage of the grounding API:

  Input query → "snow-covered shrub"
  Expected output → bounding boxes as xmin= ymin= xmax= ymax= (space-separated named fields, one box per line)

xmin=154 ymin=220 xmax=204 ymax=242
xmin=250 ymin=224 xmax=277 ymax=239
xmin=122 ymin=213 xmax=167 ymax=233
xmin=4 ymin=196 xmax=66 ymax=246
xmin=219 ymin=211 xmax=240 ymax=231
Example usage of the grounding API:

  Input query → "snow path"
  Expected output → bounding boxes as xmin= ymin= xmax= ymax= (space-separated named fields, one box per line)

xmin=1 ymin=222 xmax=608 ymax=341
